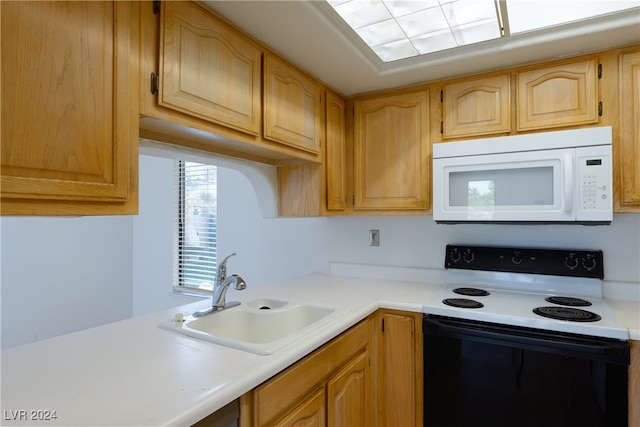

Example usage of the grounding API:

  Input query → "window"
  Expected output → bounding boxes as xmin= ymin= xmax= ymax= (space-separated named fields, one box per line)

xmin=176 ymin=161 xmax=218 ymax=292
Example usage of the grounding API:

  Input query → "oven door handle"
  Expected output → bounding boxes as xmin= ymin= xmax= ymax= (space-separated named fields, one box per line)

xmin=424 ymin=316 xmax=629 ymax=365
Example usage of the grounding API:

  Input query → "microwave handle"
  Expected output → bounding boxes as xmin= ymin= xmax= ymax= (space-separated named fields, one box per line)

xmin=564 ymin=153 xmax=574 ymax=213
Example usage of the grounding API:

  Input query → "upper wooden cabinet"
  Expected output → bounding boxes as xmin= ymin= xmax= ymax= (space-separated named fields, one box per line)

xmin=1 ymin=1 xmax=138 ymax=215
xmin=325 ymin=90 xmax=347 ymax=211
xmin=517 ymin=59 xmax=599 ymax=131
xmin=140 ymin=1 xmax=322 ymax=164
xmin=278 ymin=89 xmax=345 ymax=217
xmin=442 ymin=74 xmax=511 ymax=138
xmin=264 ymin=53 xmax=323 ymax=154
xmin=618 ymin=50 xmax=640 ymax=210
xmin=353 ymin=90 xmax=430 ymax=211
xmin=159 ymin=1 xmax=261 ymax=135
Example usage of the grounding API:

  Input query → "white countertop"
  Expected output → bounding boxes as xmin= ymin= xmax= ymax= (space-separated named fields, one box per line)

xmin=1 ymin=273 xmax=637 ymax=426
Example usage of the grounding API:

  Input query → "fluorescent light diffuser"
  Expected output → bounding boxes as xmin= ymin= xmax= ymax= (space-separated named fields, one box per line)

xmin=506 ymin=0 xmax=640 ymax=34
xmin=326 ymin=0 xmax=640 ymax=63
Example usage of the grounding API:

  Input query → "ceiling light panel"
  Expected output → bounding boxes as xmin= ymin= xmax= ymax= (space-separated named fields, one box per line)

xmin=327 ymin=0 xmax=503 ymax=62
xmin=506 ymin=0 xmax=640 ymax=34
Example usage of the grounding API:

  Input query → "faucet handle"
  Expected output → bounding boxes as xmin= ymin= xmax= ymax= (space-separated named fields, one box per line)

xmin=217 ymin=252 xmax=237 ymax=281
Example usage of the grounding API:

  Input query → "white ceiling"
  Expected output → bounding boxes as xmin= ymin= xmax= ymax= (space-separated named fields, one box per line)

xmin=204 ymin=1 xmax=640 ymax=96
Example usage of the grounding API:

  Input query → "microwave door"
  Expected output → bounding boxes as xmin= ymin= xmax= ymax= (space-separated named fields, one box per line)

xmin=434 ymin=149 xmax=575 ymax=222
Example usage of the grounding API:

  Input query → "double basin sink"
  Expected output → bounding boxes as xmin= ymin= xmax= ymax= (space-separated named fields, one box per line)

xmin=159 ymin=298 xmax=336 ymax=355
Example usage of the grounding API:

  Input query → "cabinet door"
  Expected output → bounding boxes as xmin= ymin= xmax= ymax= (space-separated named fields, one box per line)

xmin=517 ymin=59 xmax=598 ymax=130
xmin=278 ymin=90 xmax=345 ymax=217
xmin=327 ymin=351 xmax=372 ymax=427
xmin=443 ymin=74 xmax=511 ymax=138
xmin=377 ymin=310 xmax=423 ymax=427
xmin=618 ymin=51 xmax=640 ymax=210
xmin=160 ymin=1 xmax=261 ymax=135
xmin=354 ymin=91 xmax=429 ymax=210
xmin=252 ymin=318 xmax=373 ymax=426
xmin=1 ymin=1 xmax=138 ymax=215
xmin=273 ymin=388 xmax=325 ymax=427
xmin=264 ymin=53 xmax=322 ymax=154
xmin=326 ymin=90 xmax=347 ymax=211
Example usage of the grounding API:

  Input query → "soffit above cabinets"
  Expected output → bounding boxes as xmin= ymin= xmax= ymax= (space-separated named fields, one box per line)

xmin=203 ymin=1 xmax=640 ymax=96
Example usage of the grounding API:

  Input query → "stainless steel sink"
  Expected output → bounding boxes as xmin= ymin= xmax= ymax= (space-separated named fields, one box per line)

xmin=159 ymin=298 xmax=336 ymax=355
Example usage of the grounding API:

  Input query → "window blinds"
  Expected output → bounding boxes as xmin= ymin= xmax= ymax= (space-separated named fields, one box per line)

xmin=176 ymin=160 xmax=218 ymax=291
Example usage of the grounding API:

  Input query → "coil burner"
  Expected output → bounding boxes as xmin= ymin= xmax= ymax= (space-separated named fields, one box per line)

xmin=443 ymin=298 xmax=484 ymax=309
xmin=453 ymin=287 xmax=490 ymax=297
xmin=545 ymin=296 xmax=592 ymax=307
xmin=533 ymin=306 xmax=601 ymax=322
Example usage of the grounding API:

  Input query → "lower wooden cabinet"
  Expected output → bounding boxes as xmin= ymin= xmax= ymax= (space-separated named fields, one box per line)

xmin=376 ymin=309 xmax=423 ymax=427
xmin=242 ymin=315 xmax=375 ymax=427
xmin=237 ymin=310 xmax=424 ymax=427
xmin=275 ymin=388 xmax=326 ymax=427
xmin=327 ymin=351 xmax=371 ymax=425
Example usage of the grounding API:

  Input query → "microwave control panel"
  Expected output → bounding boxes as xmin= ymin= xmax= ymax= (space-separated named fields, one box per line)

xmin=576 ymin=146 xmax=612 ymax=217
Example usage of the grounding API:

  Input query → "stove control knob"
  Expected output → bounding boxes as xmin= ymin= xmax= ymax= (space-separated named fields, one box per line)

xmin=449 ymin=248 xmax=461 ymax=263
xmin=582 ymin=254 xmax=597 ymax=271
xmin=511 ymin=251 xmax=523 ymax=265
xmin=462 ymin=249 xmax=475 ymax=263
xmin=565 ymin=253 xmax=579 ymax=270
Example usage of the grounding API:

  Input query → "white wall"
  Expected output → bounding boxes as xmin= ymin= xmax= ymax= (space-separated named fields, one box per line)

xmin=132 ymin=155 xmax=194 ymax=316
xmin=1 ymin=215 xmax=134 ymax=349
xmin=323 ymin=214 xmax=640 ymax=284
xmin=131 ymin=153 xmax=329 ymax=317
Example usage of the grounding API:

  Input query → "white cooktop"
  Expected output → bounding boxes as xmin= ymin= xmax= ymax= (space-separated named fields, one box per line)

xmin=423 ymin=269 xmax=629 ymax=340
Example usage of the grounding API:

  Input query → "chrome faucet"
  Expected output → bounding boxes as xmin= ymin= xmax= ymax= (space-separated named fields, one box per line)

xmin=193 ymin=252 xmax=246 ymax=317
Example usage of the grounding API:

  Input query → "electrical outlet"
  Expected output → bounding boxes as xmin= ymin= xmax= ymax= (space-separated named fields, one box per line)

xmin=369 ymin=229 xmax=380 ymax=246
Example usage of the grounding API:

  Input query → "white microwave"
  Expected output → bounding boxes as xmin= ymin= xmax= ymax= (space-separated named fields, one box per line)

xmin=432 ymin=126 xmax=612 ymax=224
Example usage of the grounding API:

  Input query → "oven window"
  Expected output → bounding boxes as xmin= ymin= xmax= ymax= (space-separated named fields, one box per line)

xmin=424 ymin=330 xmax=628 ymax=427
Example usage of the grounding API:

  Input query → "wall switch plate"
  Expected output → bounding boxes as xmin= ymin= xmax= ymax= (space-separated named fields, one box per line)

xmin=369 ymin=229 xmax=380 ymax=246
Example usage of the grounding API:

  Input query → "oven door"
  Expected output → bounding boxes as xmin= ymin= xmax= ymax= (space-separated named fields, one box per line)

xmin=423 ymin=315 xmax=629 ymax=427
xmin=432 ymin=148 xmax=574 ymax=223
